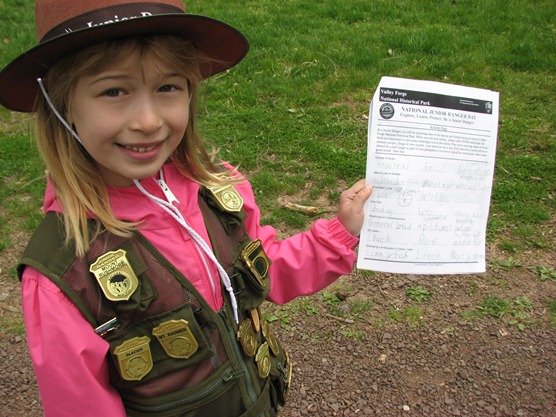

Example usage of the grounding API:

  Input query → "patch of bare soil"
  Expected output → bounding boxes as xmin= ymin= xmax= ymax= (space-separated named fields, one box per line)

xmin=1 ymin=240 xmax=555 ymax=417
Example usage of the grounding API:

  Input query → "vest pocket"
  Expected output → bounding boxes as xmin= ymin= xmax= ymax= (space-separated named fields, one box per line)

xmin=264 ymin=325 xmax=291 ymax=410
xmin=106 ymin=303 xmax=212 ymax=386
xmin=122 ymin=363 xmax=244 ymax=417
xmin=268 ymin=351 xmax=291 ymax=409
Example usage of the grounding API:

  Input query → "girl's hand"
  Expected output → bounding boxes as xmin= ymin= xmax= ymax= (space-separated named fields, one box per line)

xmin=337 ymin=179 xmax=373 ymax=237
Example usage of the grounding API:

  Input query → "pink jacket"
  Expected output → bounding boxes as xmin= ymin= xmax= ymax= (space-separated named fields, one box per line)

xmin=21 ymin=163 xmax=359 ymax=417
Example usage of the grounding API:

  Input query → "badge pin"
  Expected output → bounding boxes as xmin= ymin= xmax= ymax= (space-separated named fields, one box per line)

xmin=90 ymin=249 xmax=139 ymax=302
xmin=207 ymin=185 xmax=244 ymax=212
xmin=255 ymin=342 xmax=271 ymax=379
xmin=152 ymin=319 xmax=199 ymax=359
xmin=262 ymin=320 xmax=280 ymax=356
xmin=237 ymin=319 xmax=258 ymax=357
xmin=113 ymin=336 xmax=153 ymax=381
xmin=94 ymin=317 xmax=120 ymax=338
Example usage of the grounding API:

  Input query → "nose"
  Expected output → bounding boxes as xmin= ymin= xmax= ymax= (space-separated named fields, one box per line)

xmin=129 ymin=96 xmax=163 ymax=134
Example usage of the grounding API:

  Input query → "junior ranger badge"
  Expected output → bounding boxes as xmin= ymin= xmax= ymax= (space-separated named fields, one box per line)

xmin=255 ymin=342 xmax=271 ymax=379
xmin=262 ymin=320 xmax=280 ymax=356
xmin=207 ymin=185 xmax=244 ymax=212
xmin=152 ymin=319 xmax=199 ymax=359
xmin=249 ymin=308 xmax=261 ymax=333
xmin=90 ymin=249 xmax=139 ymax=302
xmin=237 ymin=318 xmax=258 ymax=357
xmin=113 ymin=336 xmax=153 ymax=381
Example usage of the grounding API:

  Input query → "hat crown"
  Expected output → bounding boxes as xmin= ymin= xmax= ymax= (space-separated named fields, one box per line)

xmin=35 ymin=0 xmax=185 ymax=41
xmin=1 ymin=0 xmax=249 ymax=112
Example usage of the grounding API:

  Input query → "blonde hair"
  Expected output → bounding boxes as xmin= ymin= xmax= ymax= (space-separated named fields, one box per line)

xmin=36 ymin=35 xmax=239 ymax=257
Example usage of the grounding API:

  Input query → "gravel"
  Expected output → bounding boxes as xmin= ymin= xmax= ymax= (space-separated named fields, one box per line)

xmin=1 ymin=245 xmax=555 ymax=416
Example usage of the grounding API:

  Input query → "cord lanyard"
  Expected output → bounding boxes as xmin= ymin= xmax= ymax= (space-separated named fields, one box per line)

xmin=134 ymin=172 xmax=239 ymax=323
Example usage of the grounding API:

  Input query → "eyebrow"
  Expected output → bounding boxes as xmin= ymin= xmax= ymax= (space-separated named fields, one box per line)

xmin=86 ymin=71 xmax=187 ymax=86
xmin=86 ymin=73 xmax=132 ymax=86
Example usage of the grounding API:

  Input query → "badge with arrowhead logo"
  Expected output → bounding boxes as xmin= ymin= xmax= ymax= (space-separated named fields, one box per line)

xmin=90 ymin=249 xmax=139 ymax=302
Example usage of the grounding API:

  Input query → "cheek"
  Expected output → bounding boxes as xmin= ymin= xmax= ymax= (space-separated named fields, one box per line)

xmin=171 ymin=108 xmax=190 ymax=135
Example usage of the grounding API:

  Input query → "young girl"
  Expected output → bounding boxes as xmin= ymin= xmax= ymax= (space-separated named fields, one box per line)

xmin=0 ymin=1 xmax=372 ymax=416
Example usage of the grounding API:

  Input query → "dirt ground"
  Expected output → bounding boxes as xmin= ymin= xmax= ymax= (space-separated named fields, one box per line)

xmin=1 ymin=237 xmax=555 ymax=417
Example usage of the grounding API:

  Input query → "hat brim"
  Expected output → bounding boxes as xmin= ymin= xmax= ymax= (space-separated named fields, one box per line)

xmin=0 ymin=14 xmax=249 ymax=112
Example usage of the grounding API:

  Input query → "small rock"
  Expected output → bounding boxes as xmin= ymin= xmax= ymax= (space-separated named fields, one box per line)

xmin=484 ymin=405 xmax=496 ymax=415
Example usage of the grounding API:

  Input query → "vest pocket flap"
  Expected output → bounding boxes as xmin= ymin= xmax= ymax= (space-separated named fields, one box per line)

xmin=106 ymin=303 xmax=212 ymax=386
xmin=232 ymin=239 xmax=271 ymax=310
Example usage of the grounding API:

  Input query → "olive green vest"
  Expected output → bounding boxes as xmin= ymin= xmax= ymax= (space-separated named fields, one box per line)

xmin=18 ymin=188 xmax=291 ymax=417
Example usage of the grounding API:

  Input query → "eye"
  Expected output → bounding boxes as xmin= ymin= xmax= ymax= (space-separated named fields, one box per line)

xmin=159 ymin=84 xmax=178 ymax=93
xmin=103 ymin=88 xmax=124 ymax=97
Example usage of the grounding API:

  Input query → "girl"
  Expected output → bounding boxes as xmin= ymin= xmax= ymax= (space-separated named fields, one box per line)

xmin=0 ymin=1 xmax=372 ymax=416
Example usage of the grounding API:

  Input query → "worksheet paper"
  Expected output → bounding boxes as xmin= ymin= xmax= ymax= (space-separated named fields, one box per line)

xmin=357 ymin=77 xmax=499 ymax=274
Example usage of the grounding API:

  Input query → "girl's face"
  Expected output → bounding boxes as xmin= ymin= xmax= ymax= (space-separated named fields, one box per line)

xmin=69 ymin=49 xmax=190 ymax=187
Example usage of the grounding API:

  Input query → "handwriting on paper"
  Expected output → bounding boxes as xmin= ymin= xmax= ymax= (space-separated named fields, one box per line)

xmin=357 ymin=77 xmax=499 ymax=274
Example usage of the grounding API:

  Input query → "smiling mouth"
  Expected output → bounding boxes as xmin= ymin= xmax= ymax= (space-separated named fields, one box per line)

xmin=122 ymin=144 xmax=158 ymax=153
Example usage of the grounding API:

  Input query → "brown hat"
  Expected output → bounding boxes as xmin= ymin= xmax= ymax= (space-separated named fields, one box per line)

xmin=0 ymin=0 xmax=249 ymax=112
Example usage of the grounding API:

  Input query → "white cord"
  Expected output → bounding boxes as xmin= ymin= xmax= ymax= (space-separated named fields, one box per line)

xmin=37 ymin=78 xmax=83 ymax=145
xmin=134 ymin=177 xmax=239 ymax=323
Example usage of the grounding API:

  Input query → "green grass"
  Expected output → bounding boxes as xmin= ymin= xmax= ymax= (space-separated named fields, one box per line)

xmin=406 ymin=286 xmax=432 ymax=302
xmin=548 ymin=299 xmax=556 ymax=326
xmin=0 ymin=0 xmax=554 ymax=275
xmin=388 ymin=306 xmax=426 ymax=328
xmin=197 ymin=0 xmax=556 ymax=246
xmin=475 ymin=295 xmax=534 ymax=330
xmin=531 ymin=266 xmax=556 ymax=282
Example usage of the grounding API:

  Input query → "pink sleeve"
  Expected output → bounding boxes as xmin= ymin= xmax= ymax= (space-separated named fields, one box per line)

xmin=235 ymin=179 xmax=359 ymax=304
xmin=21 ymin=268 xmax=126 ymax=417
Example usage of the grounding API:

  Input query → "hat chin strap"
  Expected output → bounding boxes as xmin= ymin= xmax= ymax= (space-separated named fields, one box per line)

xmin=37 ymin=78 xmax=83 ymax=145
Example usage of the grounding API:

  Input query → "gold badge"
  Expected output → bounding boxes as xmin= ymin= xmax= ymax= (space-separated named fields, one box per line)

xmin=240 ymin=240 xmax=270 ymax=288
xmin=152 ymin=319 xmax=199 ymax=359
xmin=207 ymin=185 xmax=244 ymax=212
xmin=237 ymin=319 xmax=258 ymax=357
xmin=113 ymin=336 xmax=153 ymax=381
xmin=249 ymin=308 xmax=261 ymax=333
xmin=285 ymin=350 xmax=293 ymax=390
xmin=255 ymin=342 xmax=271 ymax=379
xmin=90 ymin=249 xmax=139 ymax=302
xmin=262 ymin=320 xmax=280 ymax=356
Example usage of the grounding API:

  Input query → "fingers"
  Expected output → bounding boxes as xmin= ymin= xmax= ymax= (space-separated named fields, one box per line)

xmin=341 ymin=179 xmax=373 ymax=206
xmin=343 ymin=178 xmax=367 ymax=196
xmin=355 ymin=182 xmax=373 ymax=203
xmin=338 ymin=179 xmax=373 ymax=236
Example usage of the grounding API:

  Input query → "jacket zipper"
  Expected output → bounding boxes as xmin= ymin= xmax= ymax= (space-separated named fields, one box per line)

xmin=218 ymin=309 xmax=259 ymax=408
